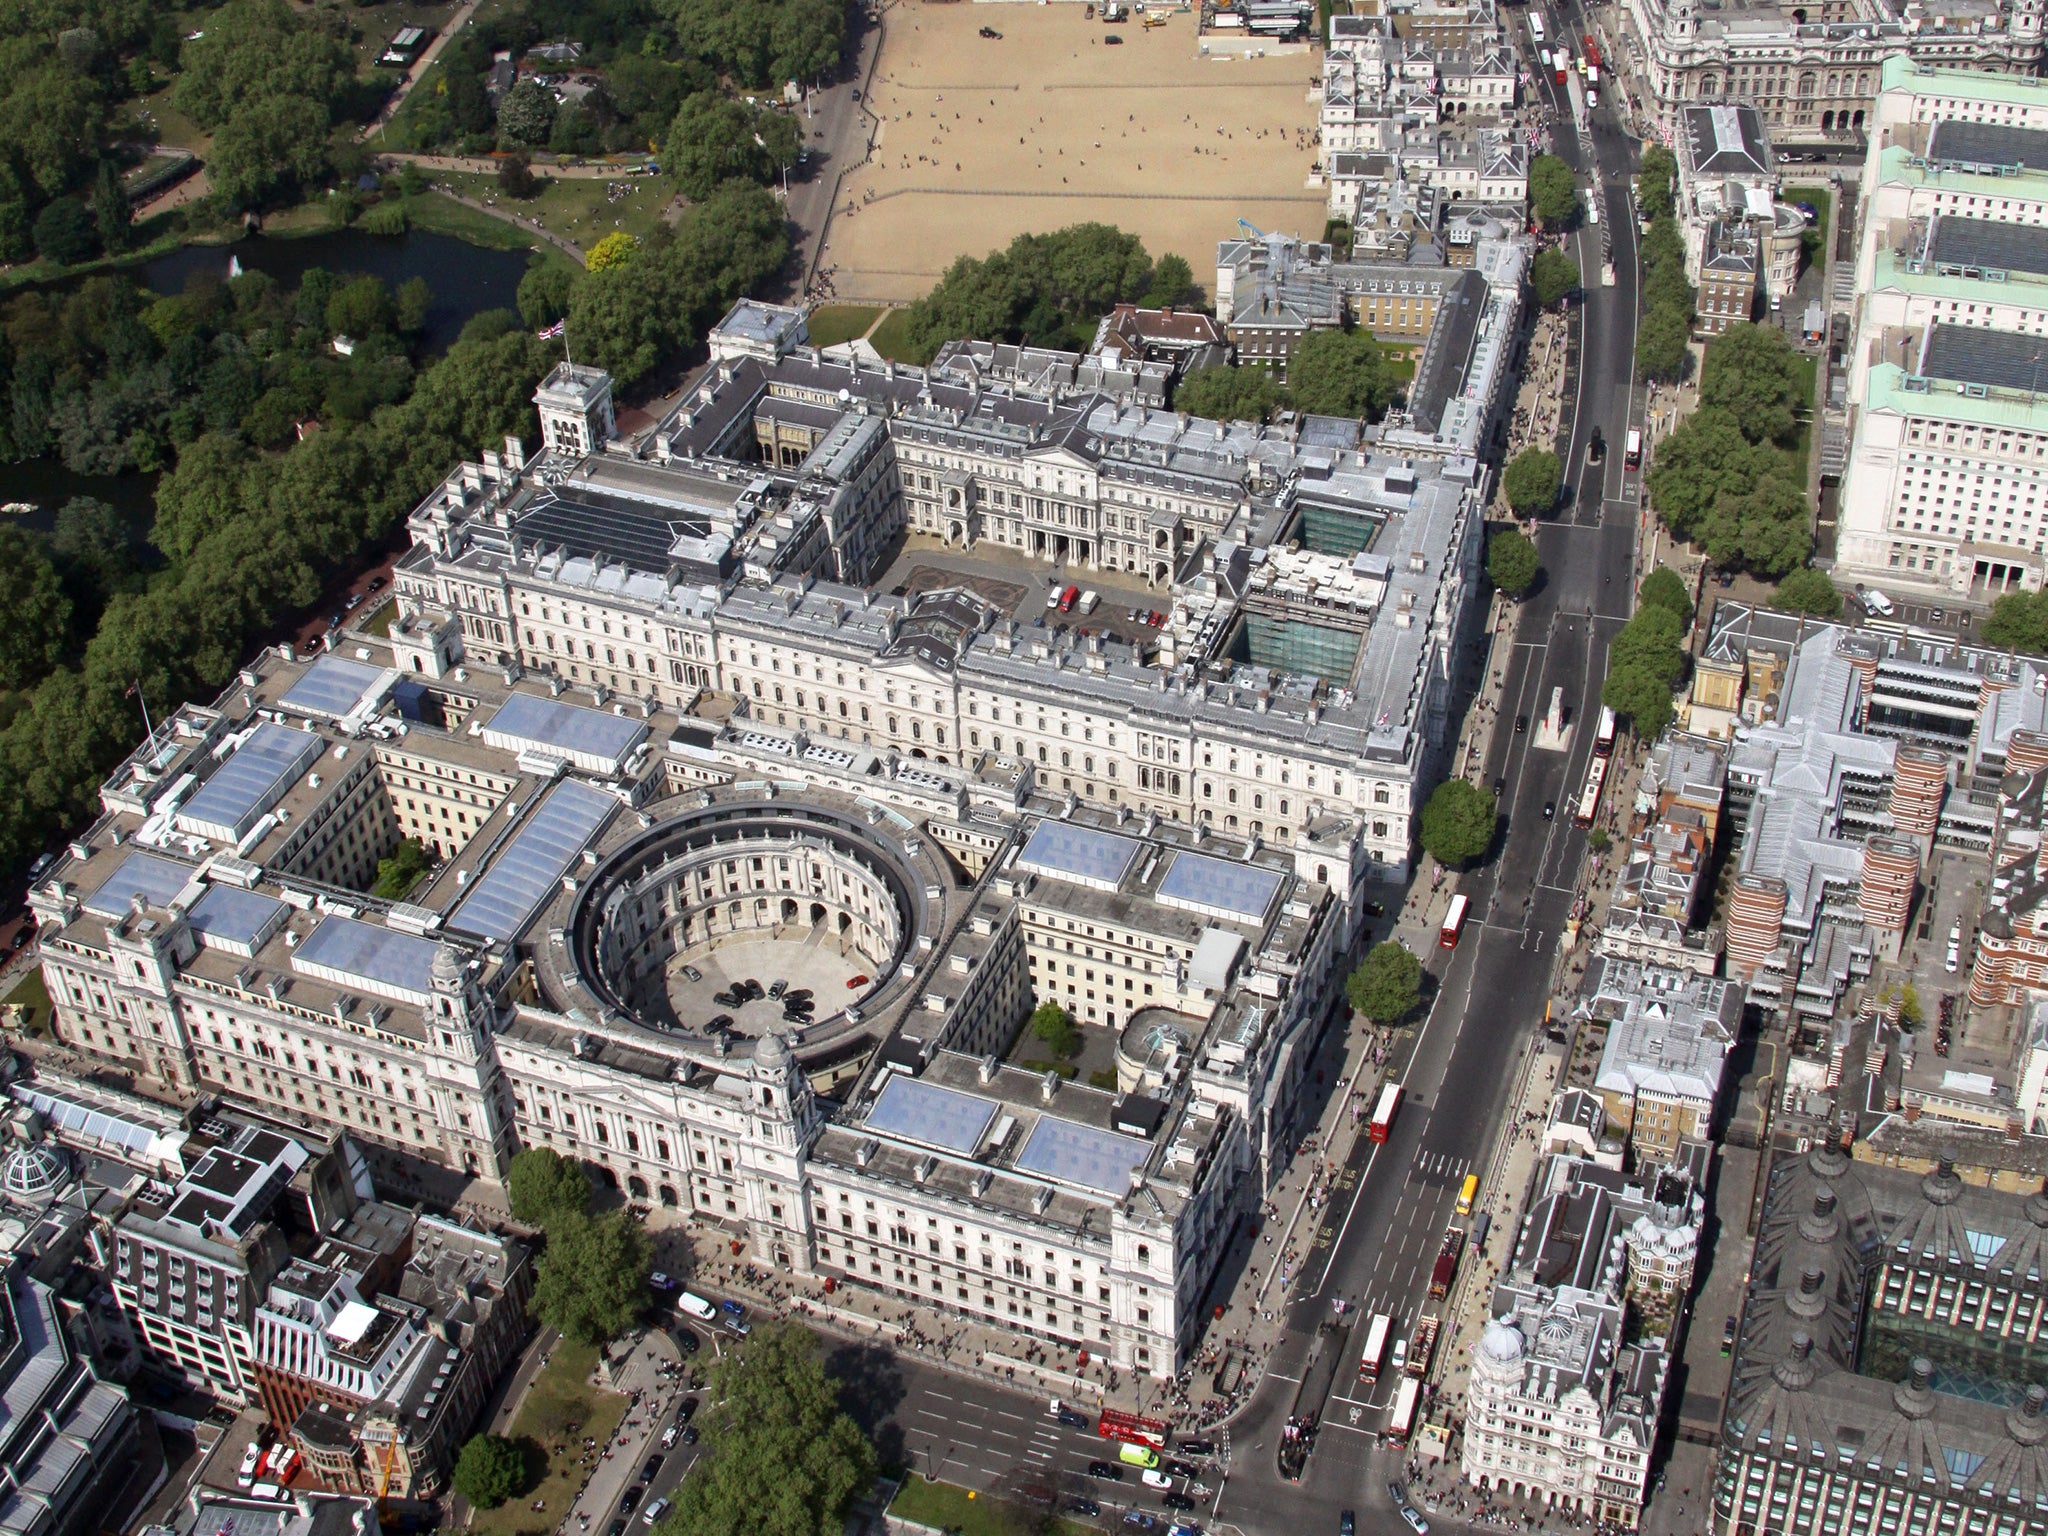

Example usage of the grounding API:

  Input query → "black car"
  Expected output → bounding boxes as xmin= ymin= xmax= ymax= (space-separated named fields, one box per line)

xmin=679 ymin=1425 xmax=698 ymax=1445
xmin=1542 ymin=800 xmax=1556 ymax=821
xmin=1178 ymin=1438 xmax=1215 ymax=1457
xmin=1120 ymin=1516 xmax=1158 ymax=1533
xmin=676 ymin=1397 xmax=699 ymax=1422
xmin=1493 ymin=775 xmax=1506 ymax=796
xmin=607 ymin=1521 xmax=627 ymax=1536
xmin=1086 ymin=1461 xmax=1125 ymax=1481
xmin=1360 ymin=903 xmax=1385 ymax=919
xmin=1162 ymin=1492 xmax=1196 ymax=1512
xmin=1721 ymin=1316 xmax=1737 ymax=1355
xmin=1165 ymin=1458 xmax=1200 ymax=1479
xmin=707 ymin=1014 xmax=735 ymax=1030
xmin=1515 ymin=714 xmax=1527 ymax=733
xmin=617 ymin=1487 xmax=643 ymax=1515
xmin=783 ymin=988 xmax=812 ymax=1004
xmin=640 ymin=1455 xmax=664 ymax=1483
xmin=740 ymin=978 xmax=765 ymax=1000
xmin=769 ymin=979 xmax=788 ymax=999
xmin=669 ymin=1326 xmax=698 ymax=1353
xmin=1066 ymin=1498 xmax=1102 ymax=1518
xmin=712 ymin=990 xmax=741 ymax=1008
xmin=1055 ymin=1406 xmax=1090 ymax=1428
xmin=1340 ymin=1513 xmax=1356 ymax=1536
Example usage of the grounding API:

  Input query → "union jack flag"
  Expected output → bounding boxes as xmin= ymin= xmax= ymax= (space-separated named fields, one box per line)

xmin=537 ymin=320 xmax=566 ymax=339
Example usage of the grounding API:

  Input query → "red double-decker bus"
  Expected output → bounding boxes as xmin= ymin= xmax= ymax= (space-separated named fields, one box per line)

xmin=1583 ymin=33 xmax=1602 ymax=67
xmin=1097 ymin=1410 xmax=1171 ymax=1449
xmin=1369 ymin=1082 xmax=1404 ymax=1144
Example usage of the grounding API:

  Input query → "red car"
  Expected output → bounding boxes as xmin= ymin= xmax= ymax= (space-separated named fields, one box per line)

xmin=847 ymin=974 xmax=870 ymax=988
xmin=1148 ymin=610 xmax=1165 ymax=627
xmin=1058 ymin=584 xmax=1081 ymax=613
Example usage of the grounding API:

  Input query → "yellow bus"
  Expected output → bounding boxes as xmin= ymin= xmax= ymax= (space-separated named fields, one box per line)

xmin=1457 ymin=1173 xmax=1480 ymax=1217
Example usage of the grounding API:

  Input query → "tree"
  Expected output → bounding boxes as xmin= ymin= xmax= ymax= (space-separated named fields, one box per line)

xmin=452 ymin=1434 xmax=525 ymax=1510
xmin=1029 ymin=1001 xmax=1078 ymax=1058
xmin=32 ymin=197 xmax=95 ymax=265
xmin=532 ymin=1210 xmax=647 ymax=1344
xmin=51 ymin=497 xmax=133 ymax=593
xmin=372 ymin=837 xmax=433 ymax=898
xmin=656 ymin=1323 xmax=875 ymax=1536
xmin=1487 ymin=526 xmax=1539 ymax=597
xmin=1636 ymin=143 xmax=1677 ymax=223
xmin=518 ymin=259 xmax=574 ymax=329
xmin=1528 ymin=154 xmax=1578 ymax=229
xmin=1142 ymin=253 xmax=1196 ymax=309
xmin=1771 ymin=567 xmax=1841 ymax=617
xmin=1419 ymin=778 xmax=1497 ymax=868
xmin=1985 ymin=590 xmax=2048 ymax=655
xmin=497 ymin=79 xmax=557 ymax=147
xmin=1345 ymin=941 xmax=1422 ymax=1025
xmin=173 ymin=0 xmax=356 ymax=128
xmin=209 ymin=95 xmax=331 ymax=210
xmin=0 ymin=528 xmax=72 ymax=689
xmin=1601 ymin=662 xmax=1676 ymax=739
xmin=1172 ymin=363 xmax=1286 ymax=423
xmin=1501 ymin=447 xmax=1561 ymax=517
xmin=901 ymin=224 xmax=1153 ymax=358
xmin=1528 ymin=247 xmax=1580 ymax=310
xmin=586 ymin=232 xmax=639 ymax=272
xmin=1699 ymin=323 xmax=1806 ymax=445
xmin=1608 ymin=604 xmax=1687 ymax=688
xmin=1635 ymin=302 xmax=1691 ymax=383
xmin=1636 ymin=566 xmax=1693 ymax=627
xmin=506 ymin=1146 xmax=592 ymax=1225
xmin=396 ymin=276 xmax=433 ymax=336
xmin=661 ymin=91 xmax=799 ymax=201
xmin=1288 ymin=329 xmax=1397 ymax=420
xmin=93 ymin=160 xmax=131 ymax=256
xmin=498 ymin=152 xmax=538 ymax=200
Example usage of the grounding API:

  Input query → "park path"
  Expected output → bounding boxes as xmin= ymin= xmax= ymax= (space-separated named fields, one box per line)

xmin=427 ymin=186 xmax=589 ymax=263
xmin=360 ymin=0 xmax=482 ymax=142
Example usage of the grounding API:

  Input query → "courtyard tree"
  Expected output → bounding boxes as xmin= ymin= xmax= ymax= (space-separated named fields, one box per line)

xmin=532 ymin=1210 xmax=648 ymax=1344
xmin=655 ymin=1323 xmax=877 ymax=1536
xmin=1985 ymin=589 xmax=2048 ymax=655
xmin=1419 ymin=777 xmax=1498 ymax=868
xmin=452 ymin=1433 xmax=525 ymax=1510
xmin=1346 ymin=941 xmax=1422 ymax=1026
xmin=1030 ymin=1001 xmax=1079 ymax=1058
xmin=1287 ymin=329 xmax=1399 ymax=420
xmin=1173 ymin=363 xmax=1286 ymax=423
xmin=1500 ymin=447 xmax=1561 ymax=518
xmin=1487 ymin=527 xmax=1540 ymax=598
xmin=506 ymin=1146 xmax=592 ymax=1226
xmin=371 ymin=837 xmax=433 ymax=900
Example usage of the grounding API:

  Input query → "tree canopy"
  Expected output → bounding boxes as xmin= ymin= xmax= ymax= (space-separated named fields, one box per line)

xmin=1698 ymin=323 xmax=1807 ymax=446
xmin=452 ymin=1434 xmax=526 ymax=1510
xmin=1636 ymin=566 xmax=1693 ymax=627
xmin=532 ymin=1210 xmax=648 ymax=1344
xmin=1636 ymin=215 xmax=1694 ymax=384
xmin=1528 ymin=248 xmax=1580 ymax=310
xmin=1529 ymin=154 xmax=1578 ymax=229
xmin=1487 ymin=527 xmax=1539 ymax=597
xmin=1771 ymin=567 xmax=1841 ymax=618
xmin=1419 ymin=778 xmax=1497 ymax=867
xmin=660 ymin=0 xmax=847 ymax=91
xmin=1287 ymin=330 xmax=1400 ymax=421
xmin=1172 ymin=363 xmax=1287 ymax=423
xmin=1985 ymin=590 xmax=2048 ymax=655
xmin=1601 ymin=604 xmax=1688 ymax=739
xmin=507 ymin=1147 xmax=593 ymax=1225
xmin=654 ymin=1323 xmax=877 ymax=1536
xmin=900 ymin=224 xmax=1178 ymax=359
xmin=662 ymin=91 xmax=800 ymax=201
xmin=1636 ymin=144 xmax=1677 ymax=224
xmin=0 ymin=528 xmax=72 ymax=691
xmin=1501 ymin=447 xmax=1561 ymax=518
xmin=1345 ymin=941 xmax=1422 ymax=1025
xmin=1029 ymin=1001 xmax=1079 ymax=1059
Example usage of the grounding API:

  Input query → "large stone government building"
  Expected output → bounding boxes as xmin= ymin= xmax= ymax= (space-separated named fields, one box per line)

xmin=26 ymin=295 xmax=1519 ymax=1376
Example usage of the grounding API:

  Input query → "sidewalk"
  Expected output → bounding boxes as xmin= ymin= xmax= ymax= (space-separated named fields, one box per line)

xmin=550 ymin=1330 xmax=691 ymax=1536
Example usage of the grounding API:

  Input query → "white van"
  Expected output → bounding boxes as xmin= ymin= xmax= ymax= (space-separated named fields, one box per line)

xmin=1862 ymin=588 xmax=1895 ymax=617
xmin=1079 ymin=590 xmax=1100 ymax=615
xmin=678 ymin=1292 xmax=717 ymax=1322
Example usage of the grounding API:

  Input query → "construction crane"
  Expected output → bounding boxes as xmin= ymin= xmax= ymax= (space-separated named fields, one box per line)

xmin=375 ymin=1435 xmax=400 ymax=1527
xmin=1236 ymin=218 xmax=1268 ymax=240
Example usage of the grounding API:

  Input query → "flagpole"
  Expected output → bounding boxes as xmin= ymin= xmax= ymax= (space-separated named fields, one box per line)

xmin=132 ymin=681 xmax=156 ymax=752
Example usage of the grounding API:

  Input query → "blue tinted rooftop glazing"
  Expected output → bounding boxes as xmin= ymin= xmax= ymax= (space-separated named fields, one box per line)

xmin=1014 ymin=1116 xmax=1149 ymax=1195
xmin=278 ymin=655 xmax=388 ymax=719
xmin=1016 ymin=822 xmax=1141 ymax=891
xmin=187 ymin=885 xmax=289 ymax=953
xmin=865 ymin=1074 xmax=998 ymax=1155
xmin=293 ymin=916 xmax=442 ymax=1002
xmin=82 ymin=852 xmax=197 ymax=917
xmin=1156 ymin=851 xmax=1284 ymax=923
xmin=449 ymin=780 xmax=617 ymax=942
xmin=177 ymin=722 xmax=325 ymax=841
xmin=482 ymin=693 xmax=647 ymax=768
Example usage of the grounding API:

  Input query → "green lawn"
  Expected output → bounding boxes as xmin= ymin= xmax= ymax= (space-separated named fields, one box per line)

xmin=1777 ymin=351 xmax=1818 ymax=484
xmin=867 ymin=308 xmax=922 ymax=362
xmin=888 ymin=1478 xmax=1092 ymax=1536
xmin=402 ymin=191 xmax=557 ymax=254
xmin=432 ymin=171 xmax=674 ymax=257
xmin=2 ymin=969 xmax=53 ymax=1039
xmin=469 ymin=1340 xmax=628 ymax=1536
xmin=1784 ymin=183 xmax=1831 ymax=266
xmin=806 ymin=304 xmax=886 ymax=349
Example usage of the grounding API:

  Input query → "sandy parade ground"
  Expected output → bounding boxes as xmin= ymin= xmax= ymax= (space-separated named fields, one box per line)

xmin=822 ymin=2 xmax=1328 ymax=304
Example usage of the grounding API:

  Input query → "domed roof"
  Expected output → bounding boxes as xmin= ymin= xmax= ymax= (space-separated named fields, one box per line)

xmin=1479 ymin=1319 xmax=1525 ymax=1365
xmin=2 ymin=1143 xmax=67 ymax=1202
xmin=754 ymin=1032 xmax=791 ymax=1072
